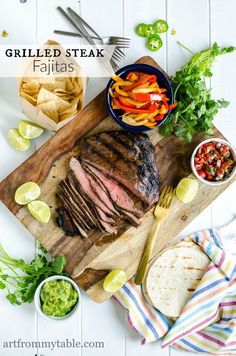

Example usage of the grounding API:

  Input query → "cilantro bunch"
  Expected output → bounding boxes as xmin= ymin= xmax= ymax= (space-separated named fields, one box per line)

xmin=0 ymin=243 xmax=67 ymax=305
xmin=160 ymin=42 xmax=236 ymax=142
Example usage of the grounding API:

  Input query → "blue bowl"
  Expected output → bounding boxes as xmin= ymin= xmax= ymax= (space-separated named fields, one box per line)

xmin=105 ymin=63 xmax=174 ymax=133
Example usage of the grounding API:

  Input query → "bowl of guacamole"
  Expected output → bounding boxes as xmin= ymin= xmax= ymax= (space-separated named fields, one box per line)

xmin=34 ymin=275 xmax=80 ymax=321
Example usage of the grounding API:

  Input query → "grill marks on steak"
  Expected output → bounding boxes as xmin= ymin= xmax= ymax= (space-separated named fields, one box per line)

xmin=80 ymin=132 xmax=159 ymax=206
xmin=57 ymin=131 xmax=160 ymax=237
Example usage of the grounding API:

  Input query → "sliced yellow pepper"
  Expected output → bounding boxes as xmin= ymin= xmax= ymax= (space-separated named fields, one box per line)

xmin=125 ymin=98 xmax=149 ymax=108
xmin=112 ymin=75 xmax=123 ymax=82
xmin=115 ymin=87 xmax=129 ymax=97
xmin=132 ymin=87 xmax=157 ymax=94
xmin=145 ymin=122 xmax=157 ymax=128
xmin=112 ymin=80 xmax=132 ymax=89
xmin=122 ymin=116 xmax=148 ymax=126
xmin=147 ymin=110 xmax=159 ymax=119
xmin=159 ymin=104 xmax=167 ymax=115
xmin=133 ymin=113 xmax=150 ymax=121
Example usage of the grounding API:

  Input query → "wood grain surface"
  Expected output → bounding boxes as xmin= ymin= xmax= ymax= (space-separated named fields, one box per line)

xmin=0 ymin=56 xmax=234 ymax=303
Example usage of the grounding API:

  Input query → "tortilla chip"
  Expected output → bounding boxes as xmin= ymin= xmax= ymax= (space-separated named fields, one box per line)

xmin=66 ymin=77 xmax=74 ymax=92
xmin=20 ymin=92 xmax=37 ymax=106
xmin=37 ymin=88 xmax=71 ymax=112
xmin=21 ymin=80 xmax=40 ymax=92
xmin=38 ymin=101 xmax=59 ymax=123
xmin=41 ymin=81 xmax=66 ymax=92
xmin=60 ymin=97 xmax=79 ymax=114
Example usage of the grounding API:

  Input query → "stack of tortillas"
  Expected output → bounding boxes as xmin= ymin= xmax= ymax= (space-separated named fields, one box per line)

xmin=143 ymin=240 xmax=210 ymax=319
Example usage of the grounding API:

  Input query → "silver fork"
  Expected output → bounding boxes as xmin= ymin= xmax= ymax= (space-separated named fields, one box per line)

xmin=54 ymin=30 xmax=130 ymax=47
xmin=66 ymin=7 xmax=120 ymax=71
xmin=66 ymin=7 xmax=126 ymax=65
xmin=57 ymin=7 xmax=127 ymax=69
xmin=65 ymin=8 xmax=129 ymax=59
xmin=57 ymin=7 xmax=118 ymax=71
xmin=54 ymin=30 xmax=129 ymax=61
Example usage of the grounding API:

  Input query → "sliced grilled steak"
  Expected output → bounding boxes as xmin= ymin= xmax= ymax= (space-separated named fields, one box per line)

xmin=70 ymin=158 xmax=117 ymax=234
xmin=59 ymin=188 xmax=92 ymax=231
xmin=67 ymin=175 xmax=98 ymax=227
xmin=80 ymin=131 xmax=159 ymax=206
xmin=58 ymin=192 xmax=89 ymax=234
xmin=86 ymin=172 xmax=120 ymax=217
xmin=61 ymin=179 xmax=94 ymax=228
xmin=57 ymin=131 xmax=159 ymax=237
xmin=57 ymin=193 xmax=88 ymax=237
xmin=70 ymin=157 xmax=117 ymax=217
xmin=83 ymin=162 xmax=143 ymax=218
xmin=57 ymin=207 xmax=79 ymax=236
xmin=96 ymin=206 xmax=116 ymax=225
xmin=118 ymin=210 xmax=140 ymax=227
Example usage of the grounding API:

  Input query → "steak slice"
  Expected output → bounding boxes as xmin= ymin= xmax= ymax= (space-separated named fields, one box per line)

xmin=59 ymin=187 xmax=92 ymax=230
xmin=83 ymin=162 xmax=143 ymax=218
xmin=61 ymin=179 xmax=94 ymax=228
xmin=80 ymin=131 xmax=159 ymax=206
xmin=70 ymin=158 xmax=117 ymax=234
xmin=119 ymin=210 xmax=140 ymax=227
xmin=67 ymin=175 xmax=98 ymax=227
xmin=57 ymin=207 xmax=79 ymax=236
xmin=86 ymin=172 xmax=120 ymax=217
xmin=57 ymin=193 xmax=88 ymax=237
xmin=70 ymin=157 xmax=117 ymax=217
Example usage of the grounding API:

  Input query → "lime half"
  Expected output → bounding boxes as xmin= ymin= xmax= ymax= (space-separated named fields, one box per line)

xmin=176 ymin=178 xmax=199 ymax=204
xmin=8 ymin=128 xmax=30 ymax=151
xmin=15 ymin=182 xmax=41 ymax=205
xmin=103 ymin=269 xmax=127 ymax=293
xmin=28 ymin=200 xmax=51 ymax=224
xmin=19 ymin=120 xmax=44 ymax=139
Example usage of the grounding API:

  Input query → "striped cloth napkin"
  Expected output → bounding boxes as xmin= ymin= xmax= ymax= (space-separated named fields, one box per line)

xmin=114 ymin=229 xmax=236 ymax=353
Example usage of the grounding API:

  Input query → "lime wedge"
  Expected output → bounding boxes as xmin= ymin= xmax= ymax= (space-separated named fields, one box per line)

xmin=15 ymin=182 xmax=41 ymax=205
xmin=103 ymin=269 xmax=127 ymax=293
xmin=176 ymin=178 xmax=199 ymax=204
xmin=8 ymin=128 xmax=30 ymax=151
xmin=19 ymin=120 xmax=44 ymax=139
xmin=28 ymin=200 xmax=51 ymax=224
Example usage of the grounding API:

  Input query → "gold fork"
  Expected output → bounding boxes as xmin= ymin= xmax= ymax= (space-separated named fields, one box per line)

xmin=134 ymin=186 xmax=175 ymax=285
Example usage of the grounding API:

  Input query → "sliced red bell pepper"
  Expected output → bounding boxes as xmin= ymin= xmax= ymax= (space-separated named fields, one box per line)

xmin=148 ymin=103 xmax=158 ymax=111
xmin=123 ymin=75 xmax=157 ymax=92
xmin=146 ymin=74 xmax=157 ymax=84
xmin=168 ymin=103 xmax=177 ymax=110
xmin=129 ymin=92 xmax=163 ymax=102
xmin=113 ymin=99 xmax=157 ymax=113
xmin=126 ymin=72 xmax=139 ymax=82
xmin=119 ymin=96 xmax=136 ymax=108
xmin=154 ymin=114 xmax=164 ymax=121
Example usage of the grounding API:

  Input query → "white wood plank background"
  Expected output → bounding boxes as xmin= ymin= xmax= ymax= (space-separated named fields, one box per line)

xmin=0 ymin=1 xmax=235 ymax=356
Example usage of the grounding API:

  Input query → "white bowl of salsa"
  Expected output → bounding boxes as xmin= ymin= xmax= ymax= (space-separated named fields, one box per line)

xmin=191 ymin=138 xmax=236 ymax=186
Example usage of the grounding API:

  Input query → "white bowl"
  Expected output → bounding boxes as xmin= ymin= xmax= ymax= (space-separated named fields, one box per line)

xmin=34 ymin=275 xmax=81 ymax=322
xmin=191 ymin=138 xmax=236 ymax=186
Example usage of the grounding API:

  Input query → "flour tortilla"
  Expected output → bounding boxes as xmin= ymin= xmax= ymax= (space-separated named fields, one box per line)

xmin=144 ymin=241 xmax=210 ymax=319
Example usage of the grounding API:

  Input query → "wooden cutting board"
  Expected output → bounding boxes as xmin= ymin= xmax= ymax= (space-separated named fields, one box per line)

xmin=0 ymin=56 xmax=235 ymax=303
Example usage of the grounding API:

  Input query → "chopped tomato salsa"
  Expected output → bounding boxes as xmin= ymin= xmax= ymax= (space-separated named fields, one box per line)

xmin=194 ymin=141 xmax=235 ymax=181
